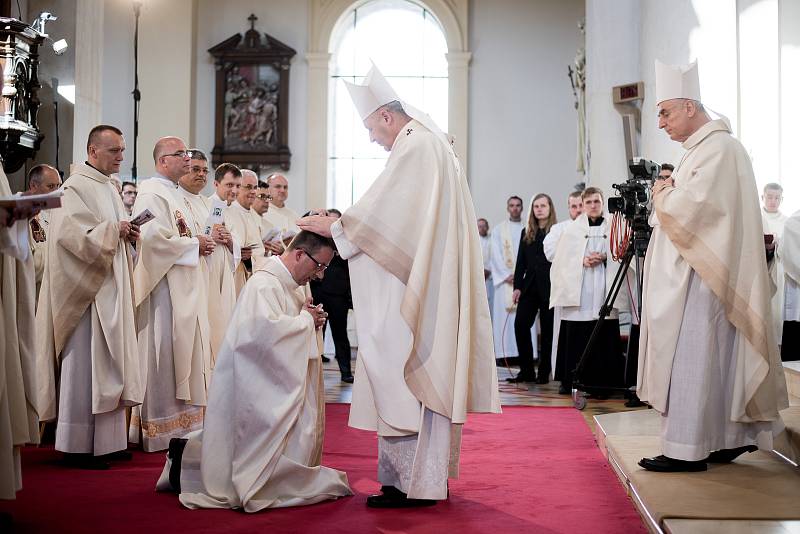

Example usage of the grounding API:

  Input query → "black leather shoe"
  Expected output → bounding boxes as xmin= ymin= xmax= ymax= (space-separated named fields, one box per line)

xmin=168 ymin=438 xmax=188 ymax=493
xmin=535 ymin=375 xmax=550 ymax=384
xmin=704 ymin=445 xmax=758 ymax=463
xmin=638 ymin=455 xmax=707 ymax=472
xmin=366 ymin=486 xmax=437 ymax=508
xmin=341 ymin=375 xmax=354 ymax=384
xmin=321 ymin=355 xmax=331 ymax=362
xmin=62 ymin=453 xmax=110 ymax=470
xmin=558 ymin=385 xmax=571 ymax=395
xmin=505 ymin=375 xmax=535 ymax=383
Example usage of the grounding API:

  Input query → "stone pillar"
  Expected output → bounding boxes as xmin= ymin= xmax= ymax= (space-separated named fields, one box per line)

xmin=73 ymin=0 xmax=103 ymax=165
xmin=446 ymin=51 xmax=471 ymax=168
xmin=304 ymin=52 xmax=331 ymax=210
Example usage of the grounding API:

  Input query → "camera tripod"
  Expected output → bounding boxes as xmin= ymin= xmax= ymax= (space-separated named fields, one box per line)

xmin=570 ymin=228 xmax=648 ymax=410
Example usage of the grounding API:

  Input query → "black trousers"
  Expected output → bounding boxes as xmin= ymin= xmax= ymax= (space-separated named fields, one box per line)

xmin=555 ymin=319 xmax=624 ymax=390
xmin=782 ymin=321 xmax=799 ymax=361
xmin=513 ymin=288 xmax=553 ymax=379
xmin=315 ymin=293 xmax=352 ymax=377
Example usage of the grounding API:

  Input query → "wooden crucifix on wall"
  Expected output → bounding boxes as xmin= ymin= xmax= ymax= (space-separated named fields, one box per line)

xmin=209 ymin=14 xmax=296 ymax=172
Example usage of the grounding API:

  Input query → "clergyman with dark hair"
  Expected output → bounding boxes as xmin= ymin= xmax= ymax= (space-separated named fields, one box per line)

xmin=158 ymin=230 xmax=353 ymax=511
xmin=36 ymin=124 xmax=143 ymax=470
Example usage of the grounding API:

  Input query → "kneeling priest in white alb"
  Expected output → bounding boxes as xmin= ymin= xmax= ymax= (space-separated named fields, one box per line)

xmin=157 ymin=231 xmax=352 ymax=511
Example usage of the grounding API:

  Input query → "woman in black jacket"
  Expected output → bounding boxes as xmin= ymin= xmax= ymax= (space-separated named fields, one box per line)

xmin=508 ymin=193 xmax=556 ymax=384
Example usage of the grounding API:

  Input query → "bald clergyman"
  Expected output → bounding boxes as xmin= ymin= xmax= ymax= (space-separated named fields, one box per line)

xmin=130 ymin=137 xmax=215 ymax=451
xmin=637 ymin=60 xmax=787 ymax=472
xmin=299 ymin=64 xmax=500 ymax=508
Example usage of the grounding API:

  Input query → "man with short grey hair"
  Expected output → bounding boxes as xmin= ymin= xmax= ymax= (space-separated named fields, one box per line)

xmin=263 ymin=173 xmax=299 ymax=254
xmin=226 ymin=168 xmax=266 ymax=294
xmin=637 ymin=60 xmax=787 ymax=472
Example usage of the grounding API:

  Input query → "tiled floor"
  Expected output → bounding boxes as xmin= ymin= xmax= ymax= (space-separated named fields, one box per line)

xmin=322 ymin=355 xmax=647 ymax=432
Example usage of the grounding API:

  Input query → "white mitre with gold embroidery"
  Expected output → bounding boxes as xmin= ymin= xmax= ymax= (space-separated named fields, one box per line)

xmin=655 ymin=59 xmax=701 ymax=105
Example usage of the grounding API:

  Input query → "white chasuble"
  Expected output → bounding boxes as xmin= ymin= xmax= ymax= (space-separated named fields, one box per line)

xmin=226 ymin=201 xmax=266 ymax=296
xmin=35 ymin=163 xmax=142 ymax=455
xmin=166 ymin=257 xmax=351 ymax=511
xmin=0 ymin=164 xmax=39 ymax=499
xmin=130 ymin=176 xmax=210 ymax=451
xmin=333 ymin=119 xmax=499 ymax=499
xmin=263 ymin=203 xmax=300 ymax=236
xmin=180 ymin=188 xmax=236 ymax=367
xmin=637 ymin=120 xmax=786 ymax=459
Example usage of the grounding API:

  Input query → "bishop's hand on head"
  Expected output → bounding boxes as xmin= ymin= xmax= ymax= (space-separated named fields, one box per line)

xmin=297 ymin=215 xmax=338 ymax=238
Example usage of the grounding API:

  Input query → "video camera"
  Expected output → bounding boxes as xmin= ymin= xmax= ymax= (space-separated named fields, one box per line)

xmin=607 ymin=158 xmax=660 ymax=233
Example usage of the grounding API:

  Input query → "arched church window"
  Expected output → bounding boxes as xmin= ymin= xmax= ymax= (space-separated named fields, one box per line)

xmin=328 ymin=0 xmax=448 ymax=210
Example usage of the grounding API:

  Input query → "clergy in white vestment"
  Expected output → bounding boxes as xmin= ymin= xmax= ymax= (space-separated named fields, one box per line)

xmin=36 ymin=126 xmax=143 ymax=469
xmin=0 ymin=165 xmax=41 ymax=498
xmin=298 ymin=64 xmax=500 ymax=507
xmin=251 ymin=178 xmax=274 ymax=243
xmin=637 ymin=60 xmax=787 ymax=472
xmin=129 ymin=137 xmax=216 ymax=452
xmin=477 ymin=218 xmax=494 ymax=321
xmin=543 ymin=191 xmax=583 ymax=375
xmin=549 ymin=187 xmax=627 ymax=396
xmin=178 ymin=150 xmax=237 ymax=368
xmin=157 ymin=231 xmax=352 ymax=511
xmin=781 ymin=209 xmax=800 ymax=361
xmin=490 ymin=196 xmax=537 ymax=361
xmin=225 ymin=169 xmax=266 ymax=296
xmin=761 ymin=182 xmax=788 ymax=348
xmin=24 ymin=164 xmax=61 ymax=301
xmin=263 ymin=173 xmax=300 ymax=255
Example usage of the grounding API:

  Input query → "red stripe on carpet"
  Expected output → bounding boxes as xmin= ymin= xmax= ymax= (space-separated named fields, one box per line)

xmin=1 ymin=404 xmax=644 ymax=534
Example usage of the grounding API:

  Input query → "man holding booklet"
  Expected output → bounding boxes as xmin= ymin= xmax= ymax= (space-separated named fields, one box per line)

xmin=36 ymin=124 xmax=144 ymax=469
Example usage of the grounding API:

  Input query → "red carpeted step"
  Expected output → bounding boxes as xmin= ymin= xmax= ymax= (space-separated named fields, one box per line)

xmin=0 ymin=404 xmax=645 ymax=533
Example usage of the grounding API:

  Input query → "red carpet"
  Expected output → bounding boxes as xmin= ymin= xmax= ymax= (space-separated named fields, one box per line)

xmin=1 ymin=405 xmax=644 ymax=533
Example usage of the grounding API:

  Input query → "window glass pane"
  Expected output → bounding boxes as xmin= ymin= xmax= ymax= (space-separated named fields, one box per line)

xmin=352 ymin=158 xmax=389 ymax=202
xmin=330 ymin=77 xmax=358 ymax=158
xmin=332 ymin=11 xmax=356 ymax=77
xmin=423 ymin=77 xmax=448 ymax=132
xmin=423 ymin=11 xmax=448 ymax=76
xmin=329 ymin=157 xmax=353 ymax=210
xmin=329 ymin=0 xmax=448 ymax=209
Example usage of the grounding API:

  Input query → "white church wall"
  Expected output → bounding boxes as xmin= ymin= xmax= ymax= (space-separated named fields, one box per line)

xmin=780 ymin=0 xmax=800 ymax=215
xmin=584 ymin=0 xmax=641 ymax=203
xmin=468 ymin=0 xmax=585 ymax=228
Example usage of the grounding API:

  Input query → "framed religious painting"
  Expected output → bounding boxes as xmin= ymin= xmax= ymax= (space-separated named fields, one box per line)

xmin=209 ymin=14 xmax=296 ymax=172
